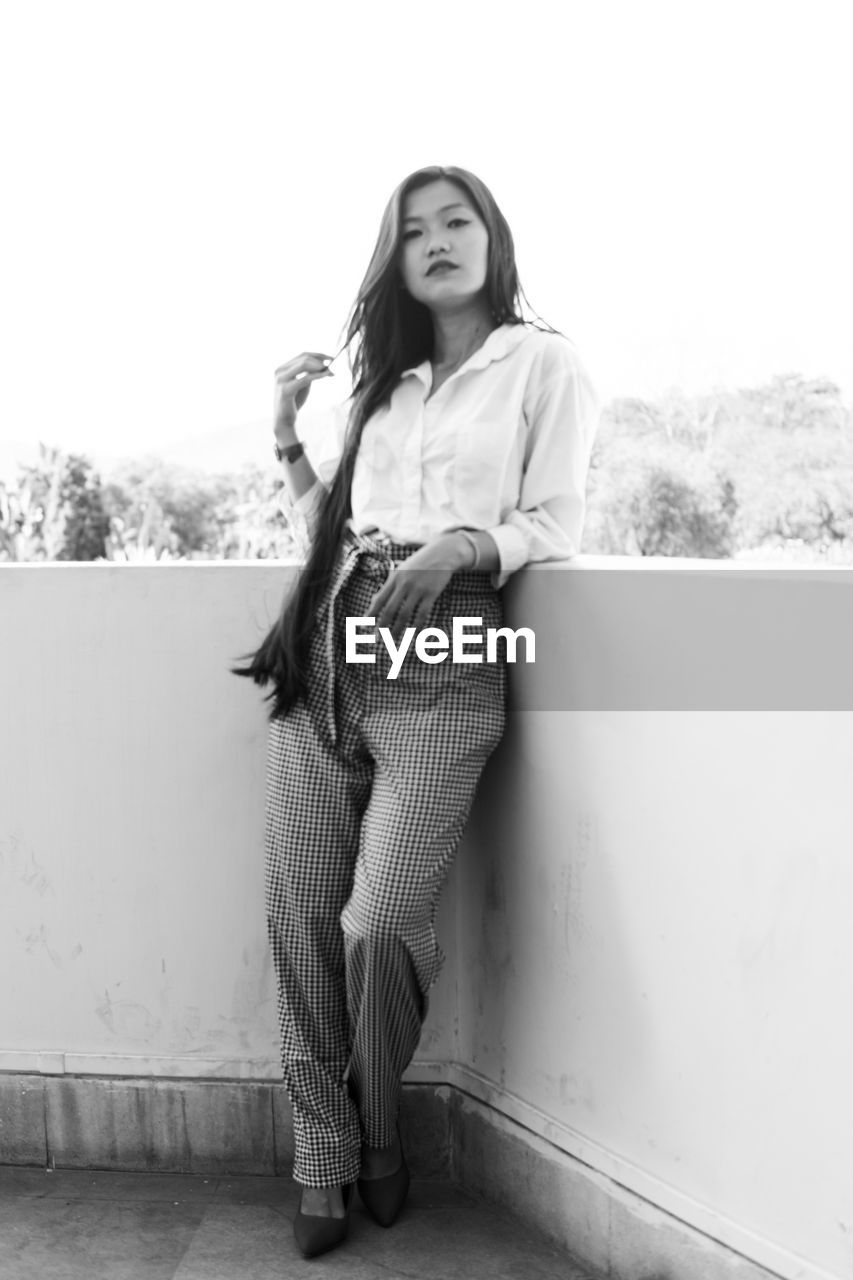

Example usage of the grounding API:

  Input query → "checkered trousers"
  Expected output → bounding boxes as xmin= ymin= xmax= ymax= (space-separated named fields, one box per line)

xmin=264 ymin=529 xmax=507 ymax=1187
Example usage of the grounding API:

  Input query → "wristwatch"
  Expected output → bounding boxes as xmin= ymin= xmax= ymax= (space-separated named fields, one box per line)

xmin=274 ymin=439 xmax=305 ymax=464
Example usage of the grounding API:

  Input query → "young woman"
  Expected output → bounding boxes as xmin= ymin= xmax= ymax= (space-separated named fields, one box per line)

xmin=233 ymin=164 xmax=599 ymax=1258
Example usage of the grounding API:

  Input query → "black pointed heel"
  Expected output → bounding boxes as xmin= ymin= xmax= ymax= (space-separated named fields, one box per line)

xmin=357 ymin=1125 xmax=410 ymax=1227
xmin=293 ymin=1182 xmax=353 ymax=1258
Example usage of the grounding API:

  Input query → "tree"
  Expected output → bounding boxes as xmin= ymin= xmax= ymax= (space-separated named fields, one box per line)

xmin=582 ymin=374 xmax=853 ymax=563
xmin=53 ymin=453 xmax=111 ymax=560
xmin=6 ymin=368 xmax=852 ymax=565
xmin=628 ymin=467 xmax=737 ymax=558
xmin=739 ymin=373 xmax=848 ymax=433
xmin=1 ymin=445 xmax=109 ymax=561
xmin=100 ymin=457 xmax=298 ymax=560
xmin=0 ymin=464 xmax=63 ymax=561
xmin=215 ymin=464 xmax=299 ymax=560
xmin=101 ymin=457 xmax=232 ymax=558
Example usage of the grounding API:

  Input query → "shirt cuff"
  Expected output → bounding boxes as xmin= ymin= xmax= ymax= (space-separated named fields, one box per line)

xmin=484 ymin=521 xmax=529 ymax=590
xmin=290 ymin=480 xmax=323 ymax=517
xmin=277 ymin=480 xmax=324 ymax=558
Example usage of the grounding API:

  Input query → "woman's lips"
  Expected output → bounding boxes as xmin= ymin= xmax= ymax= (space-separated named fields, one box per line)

xmin=426 ymin=263 xmax=457 ymax=277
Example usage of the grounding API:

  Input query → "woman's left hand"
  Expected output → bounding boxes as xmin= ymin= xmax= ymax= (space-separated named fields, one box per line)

xmin=368 ymin=534 xmax=469 ymax=640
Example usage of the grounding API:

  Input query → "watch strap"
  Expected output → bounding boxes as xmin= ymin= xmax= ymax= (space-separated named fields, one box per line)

xmin=274 ymin=439 xmax=305 ymax=464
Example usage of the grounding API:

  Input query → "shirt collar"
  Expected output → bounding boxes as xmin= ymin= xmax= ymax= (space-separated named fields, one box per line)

xmin=400 ymin=321 xmax=531 ymax=385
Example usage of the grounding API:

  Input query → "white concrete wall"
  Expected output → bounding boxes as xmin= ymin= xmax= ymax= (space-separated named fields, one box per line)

xmin=0 ymin=562 xmax=457 ymax=1078
xmin=458 ymin=562 xmax=853 ymax=1280
xmin=1 ymin=559 xmax=851 ymax=1280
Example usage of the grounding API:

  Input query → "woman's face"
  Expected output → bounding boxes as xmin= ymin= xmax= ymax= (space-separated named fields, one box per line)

xmin=398 ymin=179 xmax=490 ymax=312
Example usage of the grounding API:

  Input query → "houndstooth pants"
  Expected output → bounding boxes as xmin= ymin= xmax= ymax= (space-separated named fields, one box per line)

xmin=264 ymin=528 xmax=506 ymax=1187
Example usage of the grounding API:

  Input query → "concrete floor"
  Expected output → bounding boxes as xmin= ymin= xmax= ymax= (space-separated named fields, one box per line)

xmin=0 ymin=1165 xmax=602 ymax=1280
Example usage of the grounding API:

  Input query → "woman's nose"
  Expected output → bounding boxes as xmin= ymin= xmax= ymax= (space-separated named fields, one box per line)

xmin=426 ymin=231 xmax=451 ymax=255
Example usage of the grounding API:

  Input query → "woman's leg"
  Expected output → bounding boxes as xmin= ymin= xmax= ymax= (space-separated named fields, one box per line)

xmin=341 ymin=676 xmax=506 ymax=1151
xmin=265 ymin=697 xmax=371 ymax=1188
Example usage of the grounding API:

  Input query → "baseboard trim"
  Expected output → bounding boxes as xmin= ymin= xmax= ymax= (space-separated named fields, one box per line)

xmin=447 ymin=1084 xmax=836 ymax=1280
xmin=413 ymin=1063 xmax=831 ymax=1280
xmin=0 ymin=1071 xmax=452 ymax=1182
xmin=0 ymin=1069 xmax=835 ymax=1280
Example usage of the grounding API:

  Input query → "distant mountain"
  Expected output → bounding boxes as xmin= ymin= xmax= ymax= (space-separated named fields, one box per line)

xmin=0 ymin=421 xmax=277 ymax=484
xmin=102 ymin=419 xmax=275 ymax=477
xmin=94 ymin=404 xmax=345 ymax=478
xmin=1 ymin=379 xmax=352 ymax=484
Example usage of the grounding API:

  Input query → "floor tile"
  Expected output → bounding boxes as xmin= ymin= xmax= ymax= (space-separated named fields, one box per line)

xmin=0 ymin=1166 xmax=57 ymax=1199
xmin=0 ymin=1167 xmax=601 ymax=1280
xmin=0 ymin=1196 xmax=205 ymax=1280
xmin=0 ymin=1168 xmax=220 ymax=1203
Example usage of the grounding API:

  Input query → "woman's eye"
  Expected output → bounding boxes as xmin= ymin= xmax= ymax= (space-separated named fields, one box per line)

xmin=402 ymin=219 xmax=469 ymax=242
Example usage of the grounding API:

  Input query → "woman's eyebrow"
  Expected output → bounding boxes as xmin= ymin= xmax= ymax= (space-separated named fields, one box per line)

xmin=402 ymin=203 xmax=469 ymax=223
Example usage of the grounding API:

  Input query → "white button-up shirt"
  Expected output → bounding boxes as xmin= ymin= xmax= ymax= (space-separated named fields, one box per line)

xmin=284 ymin=321 xmax=600 ymax=588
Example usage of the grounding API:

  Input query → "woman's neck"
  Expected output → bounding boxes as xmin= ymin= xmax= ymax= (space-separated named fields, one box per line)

xmin=431 ymin=306 xmax=499 ymax=372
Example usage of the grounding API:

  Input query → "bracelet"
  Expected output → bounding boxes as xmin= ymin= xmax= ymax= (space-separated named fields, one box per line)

xmin=274 ymin=439 xmax=305 ymax=464
xmin=457 ymin=529 xmax=481 ymax=570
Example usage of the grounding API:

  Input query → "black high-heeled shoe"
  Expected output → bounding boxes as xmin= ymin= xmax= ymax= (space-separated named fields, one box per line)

xmin=293 ymin=1182 xmax=353 ymax=1258
xmin=357 ymin=1123 xmax=410 ymax=1227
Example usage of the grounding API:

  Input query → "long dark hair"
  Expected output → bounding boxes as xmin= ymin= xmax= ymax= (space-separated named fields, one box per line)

xmin=231 ymin=164 xmax=551 ymax=719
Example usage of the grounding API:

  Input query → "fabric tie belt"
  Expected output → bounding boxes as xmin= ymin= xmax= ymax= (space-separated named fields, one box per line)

xmin=320 ymin=525 xmax=419 ymax=746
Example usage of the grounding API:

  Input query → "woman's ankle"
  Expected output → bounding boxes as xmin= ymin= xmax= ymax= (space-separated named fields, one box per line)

xmin=300 ymin=1185 xmax=347 ymax=1218
xmin=360 ymin=1129 xmax=402 ymax=1179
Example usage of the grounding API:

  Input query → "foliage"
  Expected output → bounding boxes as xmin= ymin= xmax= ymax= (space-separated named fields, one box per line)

xmin=0 ymin=456 xmax=62 ymax=561
xmin=0 ymin=445 xmax=110 ymax=561
xmin=214 ymin=464 xmax=299 ymax=560
xmin=581 ymin=374 xmax=853 ymax=563
xmin=3 ymin=373 xmax=852 ymax=563
xmin=101 ymin=495 xmax=183 ymax=562
xmin=628 ymin=467 xmax=737 ymax=558
xmin=101 ymin=457 xmax=231 ymax=558
xmin=95 ymin=456 xmax=296 ymax=561
xmin=51 ymin=452 xmax=112 ymax=560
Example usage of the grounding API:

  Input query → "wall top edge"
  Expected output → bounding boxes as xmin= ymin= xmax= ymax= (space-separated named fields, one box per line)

xmin=1 ymin=557 xmax=851 ymax=578
xmin=0 ymin=560 xmax=302 ymax=572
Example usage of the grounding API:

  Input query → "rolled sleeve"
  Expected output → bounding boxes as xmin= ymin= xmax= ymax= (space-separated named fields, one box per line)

xmin=489 ymin=351 xmax=600 ymax=589
xmin=276 ymin=401 xmax=350 ymax=553
xmin=276 ymin=481 xmax=325 ymax=558
xmin=484 ymin=519 xmax=529 ymax=590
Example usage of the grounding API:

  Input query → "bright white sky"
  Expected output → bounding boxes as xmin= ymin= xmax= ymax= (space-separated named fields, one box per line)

xmin=1 ymin=0 xmax=851 ymax=467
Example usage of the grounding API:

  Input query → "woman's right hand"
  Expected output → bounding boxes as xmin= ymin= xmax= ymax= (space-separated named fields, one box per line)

xmin=273 ymin=352 xmax=335 ymax=438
